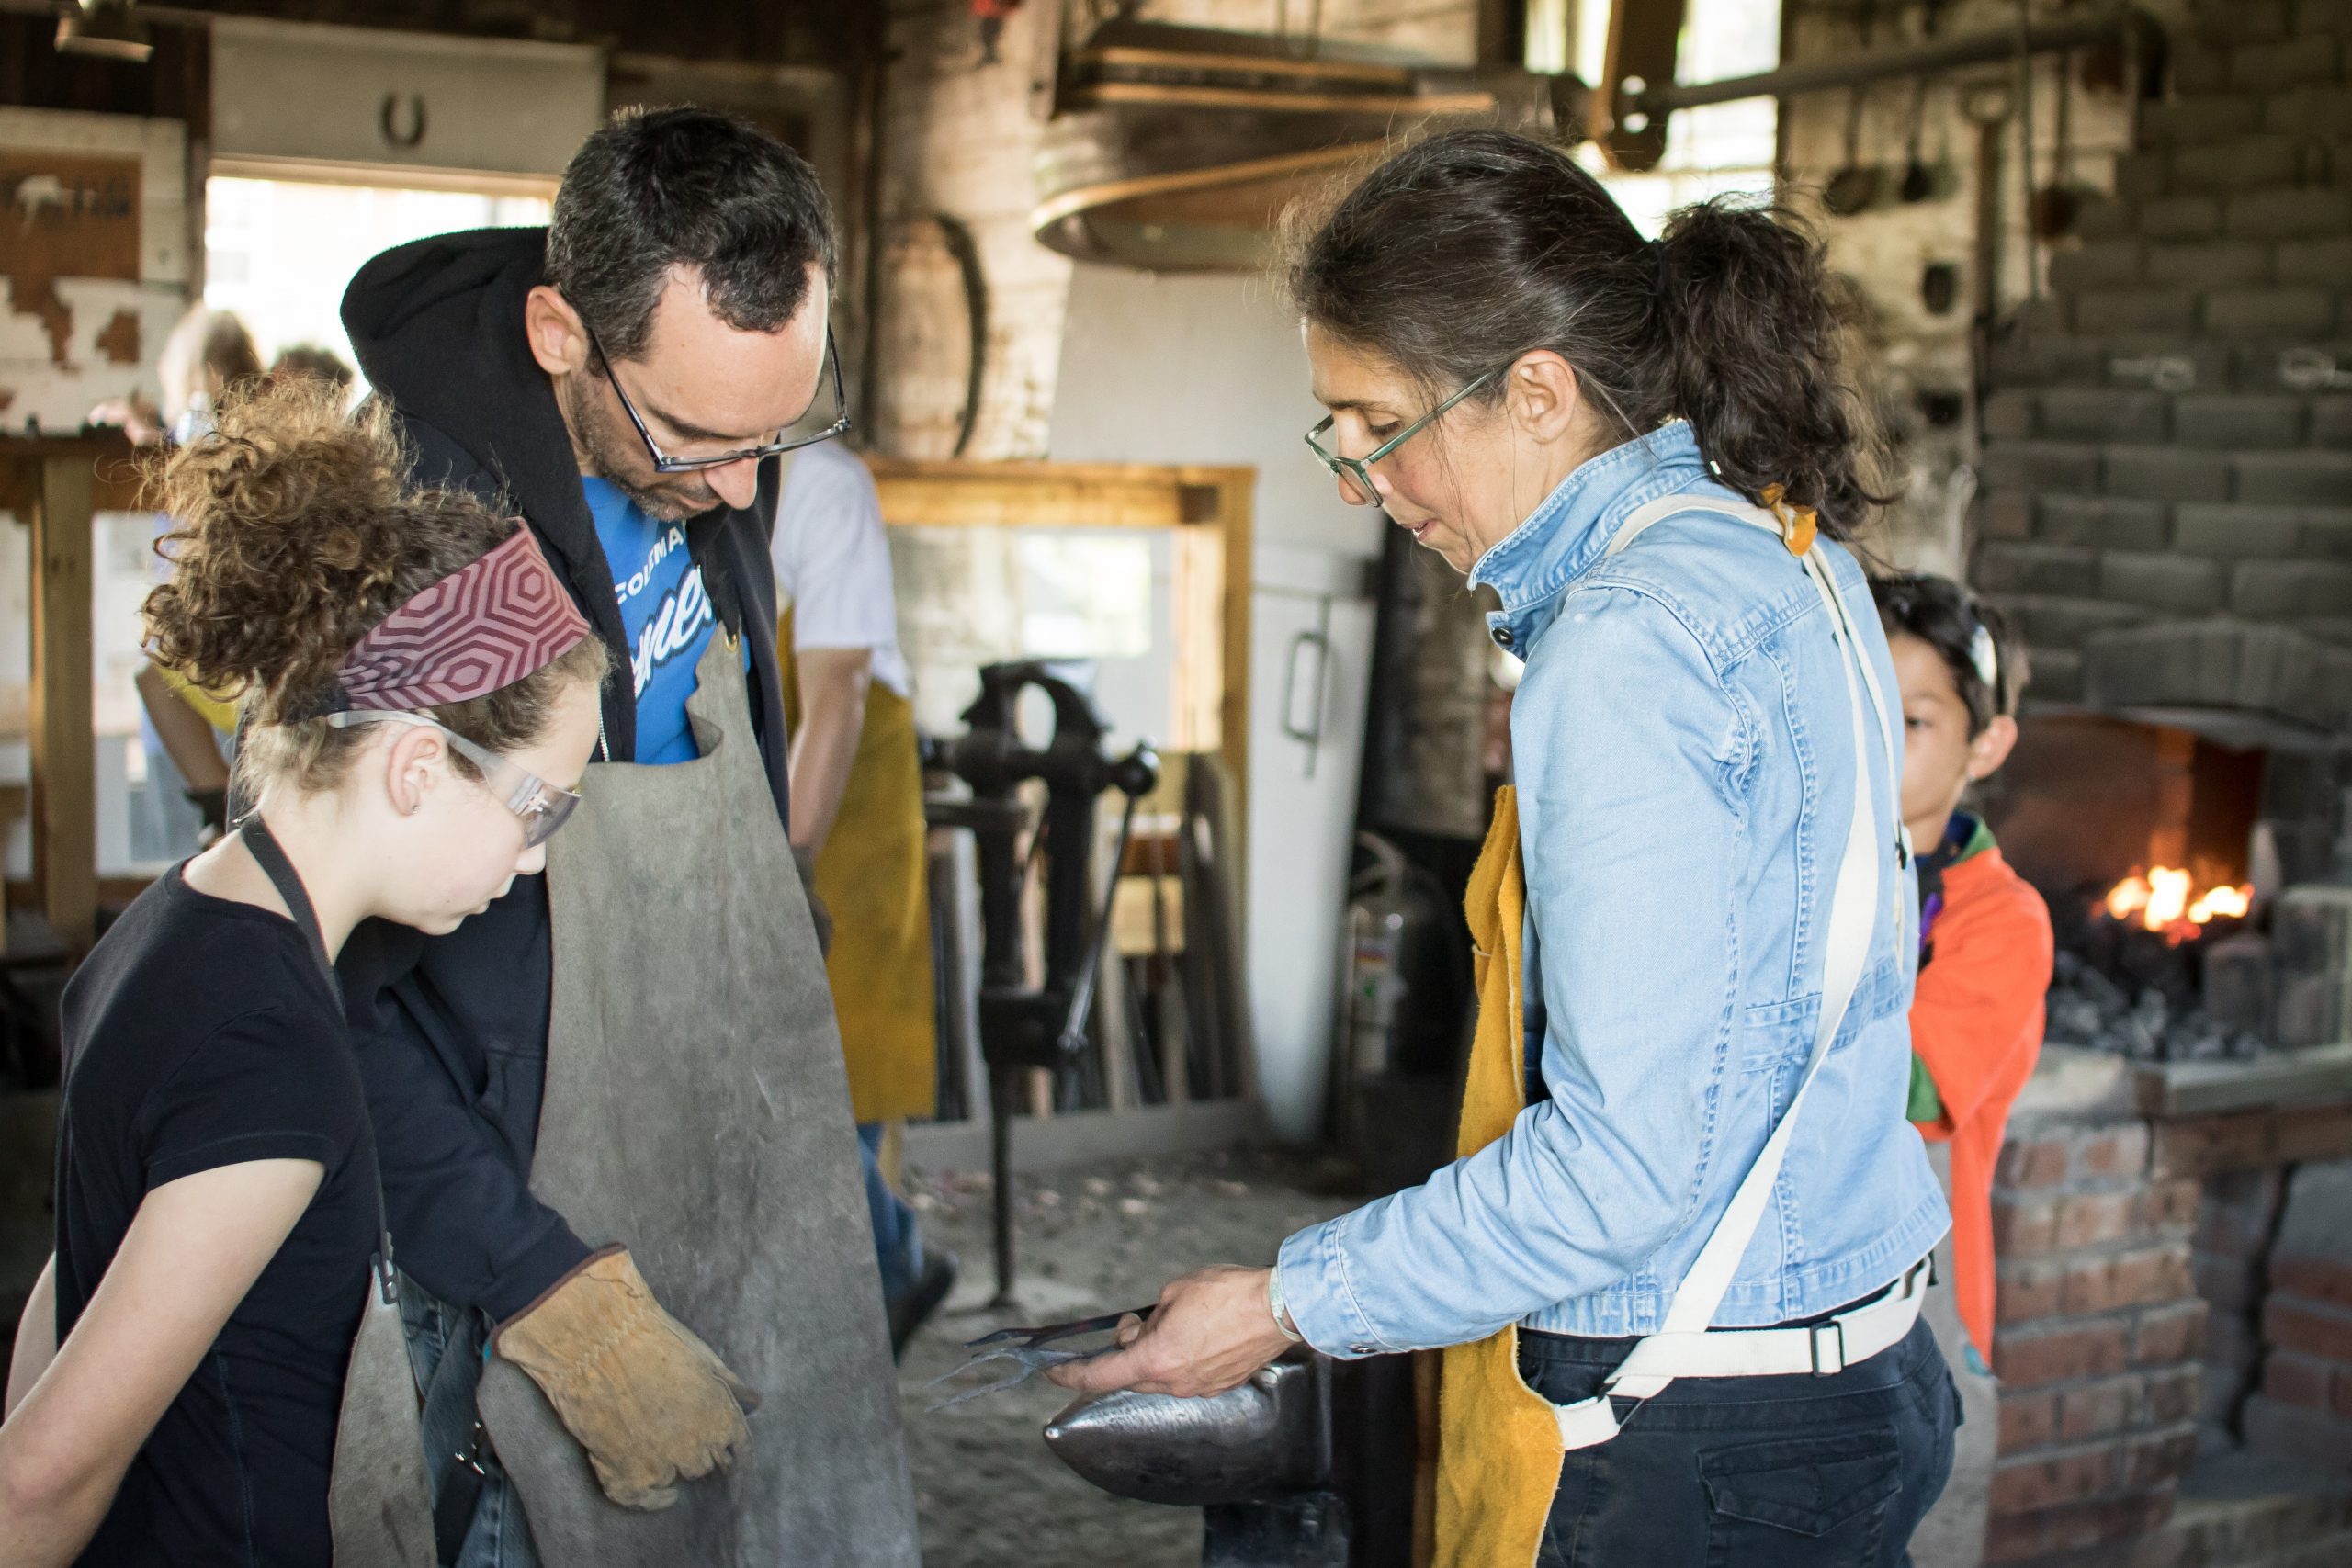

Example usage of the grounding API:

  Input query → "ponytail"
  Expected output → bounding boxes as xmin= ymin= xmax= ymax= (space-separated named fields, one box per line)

xmin=1283 ymin=129 xmax=1893 ymax=538
xmin=1656 ymin=198 xmax=1890 ymax=536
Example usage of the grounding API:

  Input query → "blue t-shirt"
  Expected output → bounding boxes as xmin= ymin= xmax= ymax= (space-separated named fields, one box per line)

xmin=582 ymin=478 xmax=718 ymax=765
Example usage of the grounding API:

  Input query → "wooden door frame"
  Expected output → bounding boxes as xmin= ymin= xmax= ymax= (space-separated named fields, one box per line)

xmin=861 ymin=455 xmax=1255 ymax=831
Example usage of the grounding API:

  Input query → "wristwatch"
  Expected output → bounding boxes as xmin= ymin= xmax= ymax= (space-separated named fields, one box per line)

xmin=1266 ymin=1265 xmax=1304 ymax=1344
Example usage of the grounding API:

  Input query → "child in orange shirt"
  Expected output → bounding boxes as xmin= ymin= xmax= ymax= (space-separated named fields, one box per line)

xmin=1875 ymin=573 xmax=2053 ymax=1568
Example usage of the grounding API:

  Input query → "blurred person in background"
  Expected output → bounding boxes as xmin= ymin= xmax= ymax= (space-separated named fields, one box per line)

xmin=89 ymin=308 xmax=266 ymax=855
xmin=770 ymin=438 xmax=955 ymax=1357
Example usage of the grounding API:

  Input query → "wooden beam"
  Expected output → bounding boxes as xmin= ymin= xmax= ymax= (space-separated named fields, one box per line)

xmin=1069 ymin=81 xmax=1498 ymax=118
xmin=864 ymin=456 xmax=1250 ymax=530
xmin=1595 ymin=0 xmax=1687 ymax=172
xmin=1072 ymin=46 xmax=1414 ymax=89
xmin=28 ymin=456 xmax=96 ymax=953
xmin=1170 ymin=525 xmax=1226 ymax=756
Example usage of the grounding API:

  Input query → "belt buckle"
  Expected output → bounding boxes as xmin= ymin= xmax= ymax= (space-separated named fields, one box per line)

xmin=1809 ymin=1321 xmax=1847 ymax=1376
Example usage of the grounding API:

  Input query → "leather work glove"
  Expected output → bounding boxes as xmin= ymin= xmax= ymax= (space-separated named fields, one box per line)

xmin=493 ymin=1246 xmax=760 ymax=1510
xmin=792 ymin=844 xmax=834 ymax=957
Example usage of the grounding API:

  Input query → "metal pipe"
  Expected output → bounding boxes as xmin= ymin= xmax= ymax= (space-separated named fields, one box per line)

xmin=1631 ymin=7 xmax=2154 ymax=117
xmin=989 ymin=1063 xmax=1021 ymax=1306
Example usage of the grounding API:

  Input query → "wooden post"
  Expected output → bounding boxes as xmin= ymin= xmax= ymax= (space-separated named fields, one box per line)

xmin=1595 ymin=0 xmax=1688 ymax=171
xmin=1216 ymin=470 xmax=1253 ymax=859
xmin=29 ymin=457 xmax=96 ymax=953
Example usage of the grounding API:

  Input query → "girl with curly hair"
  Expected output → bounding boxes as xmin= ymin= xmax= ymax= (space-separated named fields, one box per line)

xmin=1 ymin=378 xmax=606 ymax=1566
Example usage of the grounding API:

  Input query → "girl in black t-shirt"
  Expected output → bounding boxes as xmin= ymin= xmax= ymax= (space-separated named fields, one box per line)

xmin=0 ymin=377 xmax=606 ymax=1567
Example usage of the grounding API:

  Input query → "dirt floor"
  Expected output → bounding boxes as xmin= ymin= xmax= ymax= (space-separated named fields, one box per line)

xmin=895 ymin=1148 xmax=1358 ymax=1568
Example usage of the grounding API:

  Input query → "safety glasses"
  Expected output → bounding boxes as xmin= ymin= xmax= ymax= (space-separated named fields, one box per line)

xmin=325 ymin=711 xmax=582 ymax=847
xmin=1304 ymin=368 xmax=1500 ymax=506
xmin=587 ymin=321 xmax=850 ymax=473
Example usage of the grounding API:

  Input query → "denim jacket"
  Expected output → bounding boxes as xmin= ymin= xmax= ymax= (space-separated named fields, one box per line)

xmin=1277 ymin=423 xmax=1949 ymax=1354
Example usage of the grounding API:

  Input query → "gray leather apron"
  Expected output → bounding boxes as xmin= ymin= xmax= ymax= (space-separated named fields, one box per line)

xmin=332 ymin=1295 xmax=438 ymax=1567
xmin=473 ymin=637 xmax=921 ymax=1566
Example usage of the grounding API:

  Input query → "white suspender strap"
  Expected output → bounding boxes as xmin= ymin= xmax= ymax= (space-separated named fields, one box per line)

xmin=1549 ymin=494 xmax=1903 ymax=1450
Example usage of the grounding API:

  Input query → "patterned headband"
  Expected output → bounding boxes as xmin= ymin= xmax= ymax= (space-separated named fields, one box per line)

xmin=324 ymin=523 xmax=593 ymax=715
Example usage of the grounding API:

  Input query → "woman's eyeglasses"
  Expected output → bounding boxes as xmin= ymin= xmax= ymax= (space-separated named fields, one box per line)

xmin=586 ymin=321 xmax=850 ymax=474
xmin=1304 ymin=369 xmax=1499 ymax=506
xmin=325 ymin=712 xmax=582 ymax=847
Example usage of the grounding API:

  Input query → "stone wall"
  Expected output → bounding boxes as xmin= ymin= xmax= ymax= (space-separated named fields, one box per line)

xmin=1779 ymin=0 xmax=2170 ymax=574
xmin=1975 ymin=0 xmax=2352 ymax=734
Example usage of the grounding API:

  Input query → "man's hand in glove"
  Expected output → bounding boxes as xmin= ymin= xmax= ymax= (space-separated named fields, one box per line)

xmin=493 ymin=1246 xmax=760 ymax=1510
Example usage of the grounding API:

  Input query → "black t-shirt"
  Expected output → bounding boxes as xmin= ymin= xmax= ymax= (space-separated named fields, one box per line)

xmin=53 ymin=866 xmax=379 ymax=1567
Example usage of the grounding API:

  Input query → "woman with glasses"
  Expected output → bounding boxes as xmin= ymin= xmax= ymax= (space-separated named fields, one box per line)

xmin=0 ymin=378 xmax=621 ymax=1567
xmin=1055 ymin=129 xmax=1957 ymax=1567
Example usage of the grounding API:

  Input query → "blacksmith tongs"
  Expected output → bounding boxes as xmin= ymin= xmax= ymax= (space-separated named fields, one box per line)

xmin=926 ymin=1308 xmax=1154 ymax=1411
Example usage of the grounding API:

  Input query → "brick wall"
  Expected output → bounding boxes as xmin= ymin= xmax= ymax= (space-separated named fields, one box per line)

xmin=2195 ymin=1168 xmax=2288 ymax=1433
xmin=1977 ymin=1 xmax=2352 ymax=699
xmin=1981 ymin=1091 xmax=2352 ymax=1566
xmin=1987 ymin=1116 xmax=2207 ymax=1563
xmin=1976 ymin=0 xmax=2352 ymax=886
xmin=1781 ymin=0 xmax=2158 ymax=574
xmin=2245 ymin=1159 xmax=2352 ymax=1469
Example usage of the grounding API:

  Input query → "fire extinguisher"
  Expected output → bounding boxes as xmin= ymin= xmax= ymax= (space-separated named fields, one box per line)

xmin=1333 ymin=833 xmax=1424 ymax=1145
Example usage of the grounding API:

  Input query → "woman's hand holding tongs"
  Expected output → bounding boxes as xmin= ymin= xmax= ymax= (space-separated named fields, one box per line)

xmin=1045 ymin=1265 xmax=1298 ymax=1400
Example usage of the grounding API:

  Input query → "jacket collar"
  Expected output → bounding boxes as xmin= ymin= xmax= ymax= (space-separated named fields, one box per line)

xmin=1466 ymin=421 xmax=1718 ymax=659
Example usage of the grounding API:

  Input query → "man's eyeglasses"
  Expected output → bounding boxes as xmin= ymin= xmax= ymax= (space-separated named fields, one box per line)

xmin=1305 ymin=369 xmax=1499 ymax=506
xmin=325 ymin=711 xmax=582 ymax=847
xmin=586 ymin=321 xmax=851 ymax=473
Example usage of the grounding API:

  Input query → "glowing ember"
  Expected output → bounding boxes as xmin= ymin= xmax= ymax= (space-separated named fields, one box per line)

xmin=2099 ymin=866 xmax=2253 ymax=942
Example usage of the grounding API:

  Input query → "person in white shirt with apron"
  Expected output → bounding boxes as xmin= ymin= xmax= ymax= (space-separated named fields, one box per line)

xmin=770 ymin=439 xmax=956 ymax=1356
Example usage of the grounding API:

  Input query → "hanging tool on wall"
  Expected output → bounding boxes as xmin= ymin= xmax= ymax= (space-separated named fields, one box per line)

xmin=923 ymin=662 xmax=1159 ymax=1307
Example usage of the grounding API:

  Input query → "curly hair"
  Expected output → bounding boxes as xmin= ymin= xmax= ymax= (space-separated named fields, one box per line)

xmin=1280 ymin=129 xmax=1894 ymax=538
xmin=142 ymin=377 xmax=607 ymax=795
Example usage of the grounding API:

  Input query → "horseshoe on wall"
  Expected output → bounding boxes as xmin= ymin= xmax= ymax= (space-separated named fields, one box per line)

xmin=379 ymin=93 xmax=428 ymax=150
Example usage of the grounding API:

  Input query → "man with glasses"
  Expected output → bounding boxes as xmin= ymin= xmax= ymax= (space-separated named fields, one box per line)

xmin=337 ymin=107 xmax=917 ymax=1566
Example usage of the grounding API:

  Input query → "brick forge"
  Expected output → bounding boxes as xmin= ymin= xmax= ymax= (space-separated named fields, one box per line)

xmin=1975 ymin=5 xmax=2352 ymax=1553
xmin=1984 ymin=1097 xmax=2352 ymax=1567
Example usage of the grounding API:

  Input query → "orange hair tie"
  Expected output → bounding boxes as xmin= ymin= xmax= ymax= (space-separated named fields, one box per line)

xmin=1759 ymin=483 xmax=1817 ymax=557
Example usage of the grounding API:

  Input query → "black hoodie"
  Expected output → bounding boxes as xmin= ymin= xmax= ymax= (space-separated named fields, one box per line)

xmin=334 ymin=228 xmax=792 ymax=1319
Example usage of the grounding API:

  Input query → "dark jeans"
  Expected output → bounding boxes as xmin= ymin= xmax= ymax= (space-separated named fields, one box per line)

xmin=857 ymin=1122 xmax=923 ymax=1303
xmin=1519 ymin=1315 xmax=1959 ymax=1568
xmin=401 ymin=1278 xmax=539 ymax=1568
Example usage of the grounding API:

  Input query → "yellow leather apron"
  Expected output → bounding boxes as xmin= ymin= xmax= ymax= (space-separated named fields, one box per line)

xmin=1430 ymin=491 xmax=1907 ymax=1568
xmin=1430 ymin=786 xmax=1566 ymax=1568
xmin=779 ymin=611 xmax=938 ymax=1123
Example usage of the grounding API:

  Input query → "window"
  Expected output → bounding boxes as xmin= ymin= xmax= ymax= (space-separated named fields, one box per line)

xmin=1536 ymin=0 xmax=1784 ymax=232
xmin=204 ymin=175 xmax=551 ymax=386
